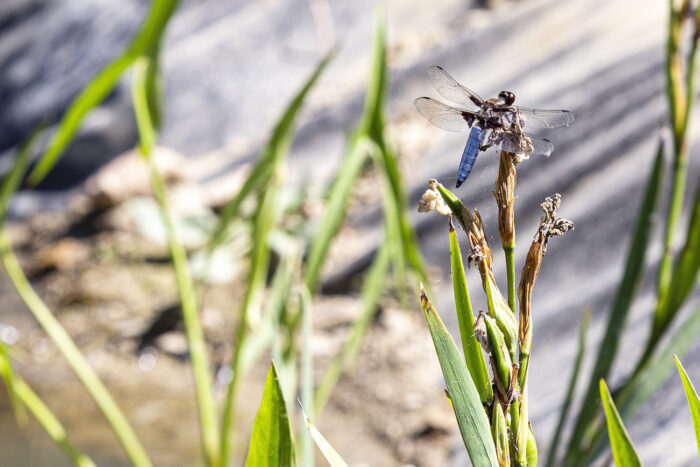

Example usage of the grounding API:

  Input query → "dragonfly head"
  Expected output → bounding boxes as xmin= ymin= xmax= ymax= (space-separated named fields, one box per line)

xmin=498 ymin=91 xmax=515 ymax=106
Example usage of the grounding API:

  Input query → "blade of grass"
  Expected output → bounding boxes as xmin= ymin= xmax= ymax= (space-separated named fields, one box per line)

xmin=0 ymin=230 xmax=152 ymax=467
xmin=301 ymin=406 xmax=349 ymax=467
xmin=420 ymin=286 xmax=498 ymax=467
xmin=302 ymin=135 xmax=372 ymax=292
xmin=0 ymin=124 xmax=46 ymax=226
xmin=0 ymin=341 xmax=25 ymax=424
xmin=599 ymin=380 xmax=643 ymax=467
xmin=28 ymin=0 xmax=179 ymax=185
xmin=563 ymin=141 xmax=664 ymax=466
xmin=0 ymin=352 xmax=96 ymax=467
xmin=221 ymin=168 xmax=282 ymax=465
xmin=651 ymin=0 xmax=700 ymax=351
xmin=300 ymin=286 xmax=315 ymax=467
xmin=674 ymin=355 xmax=700 ymax=460
xmin=583 ymin=303 xmax=700 ymax=463
xmin=209 ymin=48 xmax=335 ymax=257
xmin=448 ymin=217 xmax=492 ymax=403
xmin=132 ymin=57 xmax=219 ymax=466
xmin=314 ymin=242 xmax=390 ymax=415
xmin=245 ymin=362 xmax=296 ymax=467
xmin=545 ymin=308 xmax=591 ymax=467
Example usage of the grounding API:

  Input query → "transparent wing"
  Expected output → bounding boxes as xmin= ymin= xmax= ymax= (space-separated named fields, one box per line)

xmin=426 ymin=66 xmax=484 ymax=108
xmin=499 ymin=130 xmax=555 ymax=156
xmin=414 ymin=97 xmax=474 ymax=132
xmin=513 ymin=107 xmax=575 ymax=129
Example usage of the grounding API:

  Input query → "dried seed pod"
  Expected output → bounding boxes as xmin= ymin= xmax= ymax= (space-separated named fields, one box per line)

xmin=418 ymin=179 xmax=451 ymax=215
xmin=494 ymin=151 xmax=517 ymax=249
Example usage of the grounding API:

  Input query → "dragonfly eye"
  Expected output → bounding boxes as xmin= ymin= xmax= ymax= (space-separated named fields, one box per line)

xmin=499 ymin=91 xmax=515 ymax=105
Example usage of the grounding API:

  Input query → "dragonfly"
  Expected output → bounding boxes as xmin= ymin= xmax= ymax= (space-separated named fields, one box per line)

xmin=414 ymin=66 xmax=574 ymax=187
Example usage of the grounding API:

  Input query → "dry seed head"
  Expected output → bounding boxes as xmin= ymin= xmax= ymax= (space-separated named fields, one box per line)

xmin=473 ymin=311 xmax=490 ymax=352
xmin=494 ymin=151 xmax=517 ymax=247
xmin=418 ymin=179 xmax=451 ymax=216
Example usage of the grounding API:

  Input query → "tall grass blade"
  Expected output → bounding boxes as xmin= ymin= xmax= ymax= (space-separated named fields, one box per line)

xmin=301 ymin=406 xmax=349 ymax=467
xmin=545 ymin=308 xmax=591 ymax=467
xmin=303 ymin=135 xmax=372 ymax=292
xmin=209 ymin=48 xmax=335 ymax=255
xmin=599 ymin=380 xmax=642 ymax=467
xmin=221 ymin=167 xmax=281 ymax=465
xmin=314 ymin=243 xmax=390 ymax=415
xmin=132 ymin=57 xmax=219 ymax=466
xmin=563 ymin=142 xmax=664 ymax=465
xmin=0 ymin=341 xmax=25 ymax=423
xmin=0 ymin=125 xmax=45 ymax=226
xmin=300 ymin=286 xmax=315 ymax=467
xmin=674 ymin=355 xmax=700 ymax=460
xmin=0 ymin=230 xmax=152 ymax=467
xmin=420 ymin=286 xmax=498 ymax=467
xmin=448 ymin=218 xmax=491 ymax=402
xmin=246 ymin=362 xmax=296 ymax=467
xmin=0 ymin=353 xmax=96 ymax=467
xmin=28 ymin=0 xmax=179 ymax=185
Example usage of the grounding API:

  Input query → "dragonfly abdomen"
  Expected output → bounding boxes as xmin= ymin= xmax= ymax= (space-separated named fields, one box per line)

xmin=456 ymin=125 xmax=485 ymax=187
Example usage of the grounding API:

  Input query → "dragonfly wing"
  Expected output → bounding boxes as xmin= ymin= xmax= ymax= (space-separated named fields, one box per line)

xmin=414 ymin=97 xmax=474 ymax=132
xmin=499 ymin=131 xmax=554 ymax=156
xmin=513 ymin=107 xmax=575 ymax=129
xmin=427 ymin=66 xmax=484 ymax=108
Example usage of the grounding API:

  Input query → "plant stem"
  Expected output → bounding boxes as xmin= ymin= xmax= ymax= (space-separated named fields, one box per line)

xmin=505 ymin=245 xmax=516 ymax=314
xmin=132 ymin=58 xmax=220 ymax=466
xmin=0 ymin=230 xmax=152 ymax=467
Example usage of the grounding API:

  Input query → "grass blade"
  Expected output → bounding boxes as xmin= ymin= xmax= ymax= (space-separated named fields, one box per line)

xmin=0 ymin=353 xmax=96 ymax=467
xmin=0 ymin=230 xmax=152 ymax=467
xmin=301 ymin=406 xmax=349 ymax=467
xmin=599 ymin=380 xmax=642 ymax=467
xmin=303 ymin=135 xmax=372 ymax=292
xmin=448 ymin=218 xmax=491 ymax=402
xmin=545 ymin=308 xmax=591 ymax=467
xmin=209 ymin=48 xmax=335 ymax=256
xmin=674 ymin=355 xmax=700 ymax=460
xmin=245 ymin=362 xmax=296 ymax=467
xmin=314 ymin=243 xmax=390 ymax=415
xmin=132 ymin=57 xmax=219 ymax=465
xmin=28 ymin=0 xmax=179 ymax=185
xmin=420 ymin=286 xmax=498 ymax=467
xmin=0 ymin=341 xmax=25 ymax=424
xmin=563 ymin=142 xmax=664 ymax=465
xmin=300 ymin=286 xmax=315 ymax=467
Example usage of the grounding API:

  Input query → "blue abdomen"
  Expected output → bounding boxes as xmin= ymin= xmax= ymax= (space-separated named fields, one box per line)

xmin=456 ymin=125 xmax=485 ymax=187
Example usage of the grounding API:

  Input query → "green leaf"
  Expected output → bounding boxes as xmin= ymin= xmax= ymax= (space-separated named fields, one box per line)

xmin=301 ymin=406 xmax=349 ymax=467
xmin=420 ymin=286 xmax=498 ymax=467
xmin=564 ymin=142 xmax=664 ymax=465
xmin=599 ymin=380 xmax=642 ymax=467
xmin=449 ymin=219 xmax=492 ymax=402
xmin=28 ymin=0 xmax=179 ymax=185
xmin=545 ymin=309 xmax=591 ymax=467
xmin=656 ymin=179 xmax=700 ymax=335
xmin=246 ymin=363 xmax=297 ymax=467
xmin=303 ymin=135 xmax=372 ymax=292
xmin=674 ymin=355 xmax=700 ymax=461
xmin=209 ymin=47 xmax=335 ymax=256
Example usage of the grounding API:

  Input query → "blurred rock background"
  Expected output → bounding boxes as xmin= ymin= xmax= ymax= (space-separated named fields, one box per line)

xmin=1 ymin=0 xmax=699 ymax=465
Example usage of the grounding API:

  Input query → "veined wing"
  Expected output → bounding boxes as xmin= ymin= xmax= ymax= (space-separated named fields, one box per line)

xmin=513 ymin=107 xmax=574 ymax=129
xmin=427 ymin=66 xmax=484 ymax=108
xmin=414 ymin=97 xmax=475 ymax=132
xmin=499 ymin=130 xmax=555 ymax=156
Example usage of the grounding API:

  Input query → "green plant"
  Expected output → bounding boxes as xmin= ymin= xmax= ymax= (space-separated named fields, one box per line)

xmin=597 ymin=355 xmax=700 ymax=466
xmin=553 ymin=1 xmax=700 ymax=464
xmin=417 ymin=144 xmax=574 ymax=466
